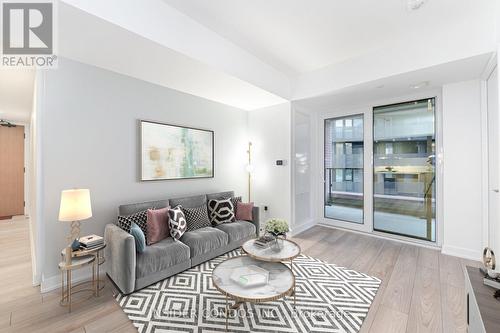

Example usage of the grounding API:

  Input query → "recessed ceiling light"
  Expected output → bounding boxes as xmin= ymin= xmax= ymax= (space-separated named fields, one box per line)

xmin=410 ymin=81 xmax=430 ymax=89
xmin=407 ymin=0 xmax=427 ymax=10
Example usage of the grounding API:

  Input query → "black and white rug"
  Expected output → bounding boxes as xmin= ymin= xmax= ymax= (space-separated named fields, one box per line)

xmin=116 ymin=250 xmax=381 ymax=333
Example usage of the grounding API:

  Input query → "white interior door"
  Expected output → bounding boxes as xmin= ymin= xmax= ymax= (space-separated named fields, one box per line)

xmin=487 ymin=67 xmax=500 ymax=251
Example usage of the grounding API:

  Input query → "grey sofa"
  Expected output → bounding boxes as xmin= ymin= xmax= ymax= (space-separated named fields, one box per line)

xmin=104 ymin=191 xmax=259 ymax=294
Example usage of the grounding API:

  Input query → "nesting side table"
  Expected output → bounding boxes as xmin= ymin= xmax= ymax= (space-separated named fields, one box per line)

xmin=58 ymin=243 xmax=106 ymax=312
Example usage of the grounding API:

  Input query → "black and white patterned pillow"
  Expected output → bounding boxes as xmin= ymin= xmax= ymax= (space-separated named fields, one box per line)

xmin=208 ymin=198 xmax=235 ymax=226
xmin=168 ymin=206 xmax=187 ymax=240
xmin=182 ymin=205 xmax=211 ymax=232
xmin=231 ymin=196 xmax=242 ymax=221
xmin=117 ymin=210 xmax=149 ymax=242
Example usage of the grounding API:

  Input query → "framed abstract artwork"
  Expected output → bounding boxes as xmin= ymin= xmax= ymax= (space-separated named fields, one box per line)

xmin=140 ymin=120 xmax=214 ymax=181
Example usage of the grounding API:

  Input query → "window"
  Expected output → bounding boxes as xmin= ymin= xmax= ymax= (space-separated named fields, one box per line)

xmin=324 ymin=114 xmax=364 ymax=224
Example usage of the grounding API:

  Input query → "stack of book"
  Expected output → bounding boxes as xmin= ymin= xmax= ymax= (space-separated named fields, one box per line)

xmin=254 ymin=235 xmax=274 ymax=249
xmin=79 ymin=234 xmax=104 ymax=250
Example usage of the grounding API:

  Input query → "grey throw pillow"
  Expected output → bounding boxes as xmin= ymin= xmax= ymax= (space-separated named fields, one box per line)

xmin=182 ymin=205 xmax=211 ymax=232
xmin=208 ymin=198 xmax=235 ymax=226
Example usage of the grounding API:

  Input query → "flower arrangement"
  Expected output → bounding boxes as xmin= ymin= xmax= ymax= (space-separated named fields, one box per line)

xmin=265 ymin=218 xmax=289 ymax=236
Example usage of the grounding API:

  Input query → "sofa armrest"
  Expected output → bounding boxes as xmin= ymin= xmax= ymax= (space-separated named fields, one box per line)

xmin=104 ymin=224 xmax=136 ymax=294
xmin=251 ymin=206 xmax=260 ymax=236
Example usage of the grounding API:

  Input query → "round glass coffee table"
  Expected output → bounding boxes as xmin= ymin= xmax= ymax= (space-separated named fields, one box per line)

xmin=241 ymin=238 xmax=301 ymax=263
xmin=212 ymin=255 xmax=294 ymax=331
xmin=241 ymin=238 xmax=301 ymax=308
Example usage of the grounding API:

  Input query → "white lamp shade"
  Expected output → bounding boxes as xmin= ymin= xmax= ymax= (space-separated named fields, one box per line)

xmin=59 ymin=189 xmax=92 ymax=222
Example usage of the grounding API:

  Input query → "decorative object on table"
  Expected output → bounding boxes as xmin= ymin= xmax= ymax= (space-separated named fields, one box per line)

xmin=482 ymin=247 xmax=496 ymax=273
xmin=208 ymin=198 xmax=235 ymax=226
xmin=146 ymin=207 xmax=170 ymax=245
xmin=117 ymin=249 xmax=381 ymax=333
xmin=58 ymin=189 xmax=93 ymax=243
xmin=140 ymin=120 xmax=214 ymax=181
xmin=265 ymin=218 xmax=289 ymax=251
xmin=79 ymin=234 xmax=104 ymax=250
xmin=235 ymin=201 xmax=253 ymax=221
xmin=229 ymin=264 xmax=269 ymax=288
xmin=167 ymin=206 xmax=187 ymax=240
xmin=70 ymin=238 xmax=80 ymax=251
xmin=245 ymin=141 xmax=253 ymax=201
xmin=480 ymin=247 xmax=500 ymax=294
xmin=254 ymin=234 xmax=275 ymax=248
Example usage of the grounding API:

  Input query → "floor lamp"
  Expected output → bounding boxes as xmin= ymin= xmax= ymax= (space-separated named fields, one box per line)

xmin=245 ymin=142 xmax=254 ymax=202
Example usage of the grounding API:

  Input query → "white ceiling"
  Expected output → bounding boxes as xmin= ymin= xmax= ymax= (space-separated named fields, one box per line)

xmin=294 ymin=53 xmax=493 ymax=110
xmin=58 ymin=1 xmax=287 ymax=111
xmin=164 ymin=0 xmax=497 ymax=77
xmin=0 ymin=70 xmax=35 ymax=123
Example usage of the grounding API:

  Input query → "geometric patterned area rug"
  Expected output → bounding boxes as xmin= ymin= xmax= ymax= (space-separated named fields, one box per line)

xmin=116 ymin=249 xmax=381 ymax=333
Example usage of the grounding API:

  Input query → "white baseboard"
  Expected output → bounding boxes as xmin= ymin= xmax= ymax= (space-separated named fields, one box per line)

xmin=290 ymin=220 xmax=316 ymax=237
xmin=41 ymin=266 xmax=106 ymax=293
xmin=441 ymin=245 xmax=482 ymax=261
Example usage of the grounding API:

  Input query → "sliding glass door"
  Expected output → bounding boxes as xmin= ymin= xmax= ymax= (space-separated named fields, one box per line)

xmin=322 ymin=98 xmax=438 ymax=243
xmin=373 ymin=99 xmax=436 ymax=241
xmin=324 ymin=115 xmax=364 ymax=224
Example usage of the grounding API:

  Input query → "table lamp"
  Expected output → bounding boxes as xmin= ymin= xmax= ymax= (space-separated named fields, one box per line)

xmin=59 ymin=189 xmax=92 ymax=246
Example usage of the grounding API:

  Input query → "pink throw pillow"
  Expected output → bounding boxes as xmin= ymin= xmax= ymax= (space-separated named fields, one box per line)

xmin=146 ymin=207 xmax=170 ymax=245
xmin=236 ymin=202 xmax=254 ymax=221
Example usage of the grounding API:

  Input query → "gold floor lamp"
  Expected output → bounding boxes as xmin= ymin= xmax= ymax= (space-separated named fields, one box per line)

xmin=245 ymin=142 xmax=254 ymax=202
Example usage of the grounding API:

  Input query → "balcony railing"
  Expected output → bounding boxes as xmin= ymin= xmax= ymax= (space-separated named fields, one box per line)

xmin=326 ymin=154 xmax=363 ymax=168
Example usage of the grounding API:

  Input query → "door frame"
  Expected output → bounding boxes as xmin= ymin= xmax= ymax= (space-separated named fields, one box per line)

xmin=482 ymin=59 xmax=499 ymax=251
xmin=318 ymin=90 xmax=444 ymax=248
xmin=0 ymin=121 xmax=29 ymax=217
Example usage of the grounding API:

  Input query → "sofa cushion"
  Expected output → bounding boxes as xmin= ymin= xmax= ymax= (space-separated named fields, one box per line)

xmin=208 ymin=198 xmax=235 ymax=226
xmin=215 ymin=221 xmax=256 ymax=243
xmin=231 ymin=196 xmax=242 ymax=221
xmin=146 ymin=207 xmax=170 ymax=245
xmin=236 ymin=202 xmax=254 ymax=221
xmin=168 ymin=206 xmax=187 ymax=240
xmin=117 ymin=210 xmax=149 ymax=243
xmin=136 ymin=237 xmax=190 ymax=279
xmin=130 ymin=222 xmax=146 ymax=253
xmin=169 ymin=195 xmax=206 ymax=209
xmin=182 ymin=205 xmax=211 ymax=231
xmin=180 ymin=227 xmax=229 ymax=258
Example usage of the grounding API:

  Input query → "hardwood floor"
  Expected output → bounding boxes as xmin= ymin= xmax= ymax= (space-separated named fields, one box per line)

xmin=0 ymin=221 xmax=479 ymax=332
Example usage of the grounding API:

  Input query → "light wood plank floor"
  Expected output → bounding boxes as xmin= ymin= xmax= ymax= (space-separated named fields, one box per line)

xmin=0 ymin=221 xmax=480 ymax=332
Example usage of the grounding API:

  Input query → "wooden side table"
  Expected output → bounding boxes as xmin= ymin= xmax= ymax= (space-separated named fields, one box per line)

xmin=59 ymin=243 xmax=106 ymax=312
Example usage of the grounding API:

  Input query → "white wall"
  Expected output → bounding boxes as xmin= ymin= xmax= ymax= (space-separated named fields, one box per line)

xmin=248 ymin=103 xmax=292 ymax=232
xmin=29 ymin=71 xmax=44 ymax=285
xmin=292 ymin=82 xmax=485 ymax=260
xmin=291 ymin=105 xmax=319 ymax=235
xmin=442 ymin=80 xmax=484 ymax=260
xmin=39 ymin=58 xmax=249 ymax=290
